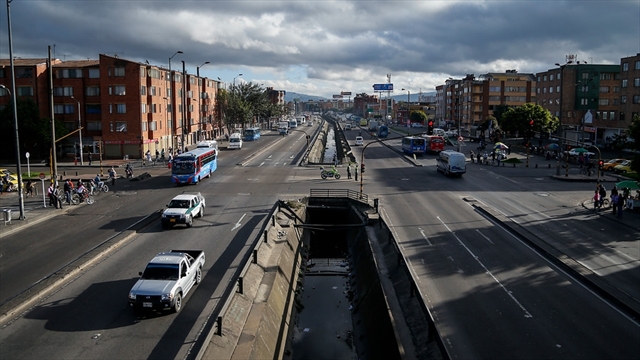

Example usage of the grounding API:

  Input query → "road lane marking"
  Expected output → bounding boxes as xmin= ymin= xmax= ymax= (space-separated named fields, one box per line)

xmin=232 ymin=213 xmax=246 ymax=231
xmin=437 ymin=216 xmax=533 ymax=318
xmin=475 ymin=229 xmax=494 ymax=244
xmin=418 ymin=228 xmax=433 ymax=246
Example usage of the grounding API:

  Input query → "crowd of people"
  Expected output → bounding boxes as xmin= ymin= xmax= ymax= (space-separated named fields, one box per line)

xmin=593 ymin=183 xmax=639 ymax=217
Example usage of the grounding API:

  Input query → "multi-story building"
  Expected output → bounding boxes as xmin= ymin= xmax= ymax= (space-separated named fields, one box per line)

xmin=536 ymin=62 xmax=621 ymax=143
xmin=619 ymin=53 xmax=640 ymax=130
xmin=0 ymin=55 xmax=222 ymax=160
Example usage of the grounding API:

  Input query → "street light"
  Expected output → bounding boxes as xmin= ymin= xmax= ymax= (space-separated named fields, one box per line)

xmin=197 ymin=61 xmax=210 ymax=141
xmin=70 ymin=96 xmax=83 ymax=165
xmin=555 ymin=60 xmax=572 ymax=176
xmin=3 ymin=0 xmax=25 ymax=220
xmin=402 ymin=88 xmax=410 ymax=124
xmin=168 ymin=51 xmax=183 ymax=152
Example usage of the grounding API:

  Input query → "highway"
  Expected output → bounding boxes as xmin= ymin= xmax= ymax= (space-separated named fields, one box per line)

xmin=1 ymin=120 xmax=638 ymax=359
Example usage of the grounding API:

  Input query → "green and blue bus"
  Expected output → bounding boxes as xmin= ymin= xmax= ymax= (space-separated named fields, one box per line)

xmin=171 ymin=148 xmax=217 ymax=185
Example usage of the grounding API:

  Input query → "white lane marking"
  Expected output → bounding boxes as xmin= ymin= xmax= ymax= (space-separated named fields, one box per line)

xmin=419 ymin=227 xmax=433 ymax=246
xmin=476 ymin=229 xmax=494 ymax=244
xmin=232 ymin=213 xmax=246 ymax=231
xmin=259 ymin=161 xmax=265 ymax=167
xmin=437 ymin=216 xmax=533 ymax=318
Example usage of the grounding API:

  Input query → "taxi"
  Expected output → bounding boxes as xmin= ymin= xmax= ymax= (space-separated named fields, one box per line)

xmin=0 ymin=168 xmax=19 ymax=191
xmin=601 ymin=158 xmax=626 ymax=171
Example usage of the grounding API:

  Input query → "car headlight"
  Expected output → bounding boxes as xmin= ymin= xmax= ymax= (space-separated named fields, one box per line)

xmin=161 ymin=293 xmax=173 ymax=301
xmin=128 ymin=292 xmax=136 ymax=300
xmin=162 ymin=213 xmax=167 ymax=218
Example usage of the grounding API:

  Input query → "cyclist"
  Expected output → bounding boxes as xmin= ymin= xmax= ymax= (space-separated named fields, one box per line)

xmin=76 ymin=181 xmax=88 ymax=201
xmin=585 ymin=160 xmax=594 ymax=176
xmin=598 ymin=184 xmax=607 ymax=208
xmin=63 ymin=179 xmax=74 ymax=205
xmin=94 ymin=174 xmax=104 ymax=189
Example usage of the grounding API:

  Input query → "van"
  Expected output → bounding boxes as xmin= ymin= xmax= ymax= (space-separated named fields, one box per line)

xmin=196 ymin=140 xmax=219 ymax=150
xmin=227 ymin=133 xmax=243 ymax=149
xmin=345 ymin=124 xmax=352 ymax=130
xmin=432 ymin=128 xmax=446 ymax=137
xmin=437 ymin=150 xmax=466 ymax=176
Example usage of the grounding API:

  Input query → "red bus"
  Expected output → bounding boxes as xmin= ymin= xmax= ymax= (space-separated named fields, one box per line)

xmin=423 ymin=135 xmax=445 ymax=153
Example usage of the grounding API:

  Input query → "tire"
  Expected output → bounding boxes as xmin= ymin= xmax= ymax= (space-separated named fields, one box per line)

xmin=321 ymin=173 xmax=327 ymax=179
xmin=86 ymin=196 xmax=95 ymax=205
xmin=602 ymin=198 xmax=610 ymax=208
xmin=172 ymin=293 xmax=182 ymax=313
xmin=101 ymin=184 xmax=109 ymax=193
xmin=195 ymin=267 xmax=202 ymax=284
xmin=335 ymin=173 xmax=341 ymax=180
xmin=186 ymin=216 xmax=193 ymax=228
xmin=71 ymin=194 xmax=80 ymax=205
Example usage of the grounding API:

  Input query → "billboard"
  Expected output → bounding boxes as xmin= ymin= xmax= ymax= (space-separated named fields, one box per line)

xmin=373 ymin=83 xmax=393 ymax=91
xmin=341 ymin=91 xmax=352 ymax=96
xmin=333 ymin=94 xmax=343 ymax=99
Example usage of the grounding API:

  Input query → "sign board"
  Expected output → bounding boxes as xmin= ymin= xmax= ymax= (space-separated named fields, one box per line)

xmin=341 ymin=91 xmax=352 ymax=96
xmin=373 ymin=84 xmax=393 ymax=91
xmin=39 ymin=172 xmax=46 ymax=180
xmin=333 ymin=94 xmax=343 ymax=99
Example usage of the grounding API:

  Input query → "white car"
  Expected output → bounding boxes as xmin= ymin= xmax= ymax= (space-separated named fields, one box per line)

xmin=354 ymin=136 xmax=364 ymax=146
xmin=161 ymin=193 xmax=205 ymax=229
xmin=411 ymin=123 xmax=423 ymax=128
xmin=568 ymin=149 xmax=595 ymax=157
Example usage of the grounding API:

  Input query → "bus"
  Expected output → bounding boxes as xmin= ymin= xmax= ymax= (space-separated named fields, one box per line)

xmin=423 ymin=135 xmax=445 ymax=153
xmin=244 ymin=127 xmax=261 ymax=141
xmin=401 ymin=136 xmax=426 ymax=155
xmin=359 ymin=118 xmax=368 ymax=127
xmin=171 ymin=148 xmax=218 ymax=185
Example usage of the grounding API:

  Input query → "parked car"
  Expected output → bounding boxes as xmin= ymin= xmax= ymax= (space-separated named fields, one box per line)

xmin=411 ymin=123 xmax=423 ymax=128
xmin=601 ymin=158 xmax=626 ymax=171
xmin=614 ymin=160 xmax=634 ymax=174
xmin=354 ymin=136 xmax=364 ymax=146
xmin=568 ymin=149 xmax=595 ymax=157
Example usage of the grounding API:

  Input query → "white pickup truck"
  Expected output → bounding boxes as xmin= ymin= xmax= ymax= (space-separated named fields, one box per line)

xmin=128 ymin=250 xmax=205 ymax=313
xmin=161 ymin=192 xmax=205 ymax=229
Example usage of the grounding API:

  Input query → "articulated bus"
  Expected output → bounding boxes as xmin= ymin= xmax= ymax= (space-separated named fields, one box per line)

xmin=243 ymin=127 xmax=261 ymax=141
xmin=171 ymin=148 xmax=218 ymax=185
xmin=401 ymin=136 xmax=427 ymax=155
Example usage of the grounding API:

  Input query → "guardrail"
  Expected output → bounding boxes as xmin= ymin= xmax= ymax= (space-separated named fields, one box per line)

xmin=309 ymin=188 xmax=368 ymax=203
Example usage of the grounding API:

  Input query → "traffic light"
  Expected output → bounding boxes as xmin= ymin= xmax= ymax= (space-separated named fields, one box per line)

xmin=598 ymin=159 xmax=604 ymax=169
xmin=427 ymin=120 xmax=434 ymax=135
xmin=361 ymin=163 xmax=365 ymax=173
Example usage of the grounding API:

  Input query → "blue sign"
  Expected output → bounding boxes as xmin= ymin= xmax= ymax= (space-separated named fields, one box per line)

xmin=373 ymin=83 xmax=393 ymax=91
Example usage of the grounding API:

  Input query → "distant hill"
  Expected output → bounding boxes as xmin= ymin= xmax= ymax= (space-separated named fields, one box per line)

xmin=284 ymin=92 xmax=328 ymax=103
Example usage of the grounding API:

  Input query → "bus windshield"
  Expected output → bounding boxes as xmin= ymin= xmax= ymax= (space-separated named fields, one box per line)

xmin=172 ymin=160 xmax=195 ymax=175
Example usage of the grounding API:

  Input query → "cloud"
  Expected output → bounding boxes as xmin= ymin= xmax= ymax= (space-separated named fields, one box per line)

xmin=1 ymin=0 xmax=637 ymax=98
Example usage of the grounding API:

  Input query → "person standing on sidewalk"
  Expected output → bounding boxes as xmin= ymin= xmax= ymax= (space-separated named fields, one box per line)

xmin=611 ymin=186 xmax=618 ymax=215
xmin=617 ymin=192 xmax=624 ymax=218
xmin=346 ymin=164 xmax=352 ymax=179
xmin=88 ymin=152 xmax=93 ymax=166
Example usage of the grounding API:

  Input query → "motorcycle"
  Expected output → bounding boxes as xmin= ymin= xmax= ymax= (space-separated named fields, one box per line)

xmin=125 ymin=165 xmax=133 ymax=178
xmin=320 ymin=166 xmax=341 ymax=180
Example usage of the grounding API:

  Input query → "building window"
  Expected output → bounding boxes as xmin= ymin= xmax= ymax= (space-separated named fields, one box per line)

xmin=543 ymin=75 xmax=547 ymax=81
xmin=599 ymin=86 xmax=609 ymax=93
xmin=166 ymin=87 xmax=171 ymax=98
xmin=141 ymin=85 xmax=146 ymax=95
xmin=141 ymin=122 xmax=147 ymax=131
xmin=622 ymin=79 xmax=628 ymax=88
xmin=601 ymin=111 xmax=608 ymax=120
xmin=620 ymin=112 xmax=626 ymax=121
xmin=556 ymin=85 xmax=560 ymax=92
xmin=150 ymin=121 xmax=157 ymax=131
xmin=152 ymin=103 xmax=157 ymax=113
xmin=635 ymin=61 xmax=640 ymax=70
xmin=622 ymin=62 xmax=629 ymax=71
xmin=599 ymin=73 xmax=612 ymax=80
xmin=634 ymin=78 xmax=640 ymax=87
xmin=621 ymin=95 xmax=627 ymax=104
xmin=54 ymin=104 xmax=75 ymax=114
xmin=549 ymin=86 xmax=553 ymax=93
xmin=86 ymin=86 xmax=100 ymax=96
xmin=167 ymin=104 xmax=172 ymax=113
xmin=141 ymin=103 xmax=147 ymax=113
xmin=16 ymin=67 xmax=34 ymax=78
xmin=116 ymin=104 xmax=126 ymax=113
xmin=86 ymin=104 xmax=101 ymax=114
xmin=58 ymin=68 xmax=82 ymax=78
xmin=609 ymin=112 xmax=615 ymax=120
xmin=114 ymin=67 xmax=125 ymax=76
xmin=88 ymin=68 xmax=100 ymax=78
xmin=17 ymin=86 xmax=34 ymax=96
xmin=0 ymin=68 xmax=5 ymax=78
xmin=598 ymin=99 xmax=609 ymax=106
xmin=140 ymin=67 xmax=146 ymax=78
xmin=150 ymin=86 xmax=156 ymax=96
xmin=115 ymin=122 xmax=127 ymax=132
xmin=114 ymin=85 xmax=126 ymax=95
xmin=53 ymin=87 xmax=74 ymax=96
xmin=550 ymin=74 xmax=554 ymax=81
xmin=633 ymin=95 xmax=640 ymax=104
xmin=87 ymin=121 xmax=102 ymax=131
xmin=543 ymin=87 xmax=547 ymax=94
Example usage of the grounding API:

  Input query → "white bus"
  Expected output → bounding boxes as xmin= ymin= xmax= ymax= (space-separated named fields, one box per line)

xmin=227 ymin=132 xmax=243 ymax=149
xmin=436 ymin=150 xmax=466 ymax=176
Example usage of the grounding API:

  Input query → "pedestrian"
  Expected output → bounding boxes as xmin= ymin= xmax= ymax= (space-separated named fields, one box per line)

xmin=47 ymin=182 xmax=57 ymax=208
xmin=347 ymin=164 xmax=352 ymax=179
xmin=491 ymin=151 xmax=496 ymax=165
xmin=612 ymin=193 xmax=619 ymax=215
xmin=470 ymin=151 xmax=475 ymax=164
xmin=88 ymin=152 xmax=93 ymax=166
xmin=161 ymin=148 xmax=166 ymax=161
xmin=25 ymin=180 xmax=34 ymax=197
xmin=617 ymin=192 xmax=624 ymax=218
xmin=354 ymin=163 xmax=358 ymax=181
xmin=593 ymin=189 xmax=600 ymax=211
xmin=598 ymin=184 xmax=607 ymax=208
xmin=108 ymin=166 xmax=117 ymax=186
xmin=611 ymin=186 xmax=618 ymax=215
xmin=333 ymin=154 xmax=338 ymax=166
xmin=145 ymin=150 xmax=152 ymax=165
xmin=155 ymin=149 xmax=160 ymax=163
xmin=64 ymin=179 xmax=74 ymax=205
xmin=54 ymin=185 xmax=63 ymax=209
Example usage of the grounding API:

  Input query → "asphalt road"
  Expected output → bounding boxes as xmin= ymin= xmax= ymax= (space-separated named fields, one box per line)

xmin=1 ymin=121 xmax=638 ymax=359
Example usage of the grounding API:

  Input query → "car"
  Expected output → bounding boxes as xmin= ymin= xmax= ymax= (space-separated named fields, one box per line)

xmin=161 ymin=193 xmax=206 ymax=229
xmin=411 ymin=123 xmax=423 ymax=128
xmin=614 ymin=160 xmax=634 ymax=174
xmin=0 ymin=168 xmax=19 ymax=191
xmin=354 ymin=136 xmax=364 ymax=146
xmin=345 ymin=124 xmax=352 ymax=130
xmin=601 ymin=158 xmax=626 ymax=171
xmin=568 ymin=149 xmax=595 ymax=157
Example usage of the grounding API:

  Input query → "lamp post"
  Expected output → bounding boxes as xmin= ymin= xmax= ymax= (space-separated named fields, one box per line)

xmin=181 ymin=60 xmax=187 ymax=153
xmin=402 ymin=88 xmax=410 ymax=124
xmin=168 ymin=51 xmax=183 ymax=152
xmin=555 ymin=61 xmax=572 ymax=176
xmin=70 ymin=96 xmax=83 ymax=165
xmin=197 ymin=61 xmax=210 ymax=141
xmin=3 ymin=0 xmax=25 ymax=220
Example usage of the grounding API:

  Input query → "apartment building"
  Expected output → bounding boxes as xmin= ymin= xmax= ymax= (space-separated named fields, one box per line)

xmin=536 ymin=63 xmax=621 ymax=143
xmin=619 ymin=53 xmax=640 ymax=128
xmin=0 ymin=55 xmax=222 ymax=160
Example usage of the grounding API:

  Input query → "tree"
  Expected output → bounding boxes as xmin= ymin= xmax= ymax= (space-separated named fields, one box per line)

xmin=217 ymin=82 xmax=281 ymax=133
xmin=409 ymin=110 xmax=427 ymax=123
xmin=499 ymin=103 xmax=558 ymax=144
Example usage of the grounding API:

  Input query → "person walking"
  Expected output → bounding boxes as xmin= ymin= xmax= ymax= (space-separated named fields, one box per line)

xmin=593 ymin=189 xmax=600 ymax=211
xmin=617 ymin=192 xmax=624 ymax=218
xmin=88 ymin=152 xmax=93 ymax=166
xmin=598 ymin=184 xmax=607 ymax=208
xmin=354 ymin=163 xmax=358 ymax=181
xmin=64 ymin=179 xmax=74 ymax=205
xmin=470 ymin=151 xmax=475 ymax=164
xmin=108 ymin=166 xmax=117 ymax=186
xmin=347 ymin=164 xmax=352 ymax=179
xmin=611 ymin=186 xmax=619 ymax=215
xmin=47 ymin=182 xmax=57 ymax=208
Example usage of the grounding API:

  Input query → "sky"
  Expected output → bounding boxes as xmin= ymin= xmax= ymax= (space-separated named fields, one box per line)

xmin=1 ymin=0 xmax=639 ymax=100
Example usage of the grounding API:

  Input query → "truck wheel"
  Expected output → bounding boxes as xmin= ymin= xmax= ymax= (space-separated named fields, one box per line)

xmin=195 ymin=267 xmax=202 ymax=284
xmin=186 ymin=216 xmax=193 ymax=228
xmin=172 ymin=293 xmax=182 ymax=313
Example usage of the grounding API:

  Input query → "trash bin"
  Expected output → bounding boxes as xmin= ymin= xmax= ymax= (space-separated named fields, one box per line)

xmin=4 ymin=209 xmax=11 ymax=225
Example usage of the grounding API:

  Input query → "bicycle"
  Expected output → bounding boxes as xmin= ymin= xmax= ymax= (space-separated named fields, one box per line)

xmin=588 ymin=196 xmax=610 ymax=210
xmin=71 ymin=189 xmax=95 ymax=205
xmin=91 ymin=181 xmax=109 ymax=195
xmin=579 ymin=168 xmax=595 ymax=176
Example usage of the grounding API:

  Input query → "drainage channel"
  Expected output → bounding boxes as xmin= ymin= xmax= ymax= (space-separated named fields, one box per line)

xmin=287 ymin=200 xmax=401 ymax=360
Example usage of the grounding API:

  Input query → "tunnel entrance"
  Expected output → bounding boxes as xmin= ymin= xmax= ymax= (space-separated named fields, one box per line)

xmin=287 ymin=198 xmax=401 ymax=360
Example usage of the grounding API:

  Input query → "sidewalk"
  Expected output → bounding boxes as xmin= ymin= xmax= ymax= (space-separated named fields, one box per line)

xmin=0 ymin=161 xmax=171 ymax=239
